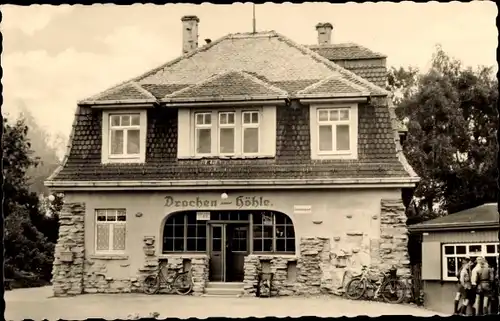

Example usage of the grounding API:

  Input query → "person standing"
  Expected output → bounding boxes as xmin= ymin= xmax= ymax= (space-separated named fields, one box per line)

xmin=458 ymin=258 xmax=473 ymax=315
xmin=472 ymin=257 xmax=495 ymax=315
xmin=454 ymin=257 xmax=471 ymax=314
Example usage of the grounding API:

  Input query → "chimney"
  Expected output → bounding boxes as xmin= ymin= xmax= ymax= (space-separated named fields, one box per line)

xmin=315 ymin=22 xmax=333 ymax=45
xmin=181 ymin=15 xmax=199 ymax=54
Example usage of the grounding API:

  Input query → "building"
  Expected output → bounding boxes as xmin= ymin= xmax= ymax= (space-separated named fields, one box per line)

xmin=45 ymin=16 xmax=419 ymax=297
xmin=408 ymin=203 xmax=499 ymax=314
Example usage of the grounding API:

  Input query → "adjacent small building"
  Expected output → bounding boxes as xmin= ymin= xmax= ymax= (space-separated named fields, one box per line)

xmin=408 ymin=203 xmax=499 ymax=314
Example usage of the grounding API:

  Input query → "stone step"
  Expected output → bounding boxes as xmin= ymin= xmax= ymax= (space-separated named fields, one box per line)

xmin=204 ymin=287 xmax=243 ymax=296
xmin=206 ymin=282 xmax=244 ymax=289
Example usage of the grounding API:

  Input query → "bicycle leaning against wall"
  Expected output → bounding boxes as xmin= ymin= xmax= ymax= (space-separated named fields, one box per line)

xmin=143 ymin=261 xmax=193 ymax=295
xmin=344 ymin=265 xmax=406 ymax=304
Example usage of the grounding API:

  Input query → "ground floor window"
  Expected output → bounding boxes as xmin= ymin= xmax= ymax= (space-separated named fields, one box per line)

xmin=442 ymin=242 xmax=499 ymax=281
xmin=95 ymin=209 xmax=126 ymax=254
xmin=162 ymin=210 xmax=295 ymax=254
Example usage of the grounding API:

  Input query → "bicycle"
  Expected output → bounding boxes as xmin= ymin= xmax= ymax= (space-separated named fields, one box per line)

xmin=143 ymin=261 xmax=193 ymax=295
xmin=344 ymin=265 xmax=406 ymax=304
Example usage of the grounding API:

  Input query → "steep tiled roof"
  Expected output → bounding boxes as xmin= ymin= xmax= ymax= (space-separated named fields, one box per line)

xmin=83 ymin=82 xmax=156 ymax=104
xmin=78 ymin=31 xmax=389 ymax=105
xmin=307 ymin=43 xmax=387 ymax=60
xmin=50 ymin=98 xmax=411 ymax=182
xmin=163 ymin=70 xmax=288 ymax=101
xmin=408 ymin=203 xmax=499 ymax=231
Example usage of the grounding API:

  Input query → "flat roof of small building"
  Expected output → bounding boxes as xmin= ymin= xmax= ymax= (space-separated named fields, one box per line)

xmin=408 ymin=203 xmax=499 ymax=232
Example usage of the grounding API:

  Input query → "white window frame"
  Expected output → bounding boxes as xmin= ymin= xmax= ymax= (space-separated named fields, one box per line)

xmin=441 ymin=242 xmax=499 ymax=281
xmin=310 ymin=104 xmax=358 ymax=160
xmin=192 ymin=108 xmax=263 ymax=158
xmin=241 ymin=111 xmax=260 ymax=155
xmin=194 ymin=112 xmax=213 ymax=156
xmin=95 ymin=209 xmax=127 ymax=255
xmin=101 ymin=110 xmax=147 ymax=164
xmin=218 ymin=111 xmax=236 ymax=156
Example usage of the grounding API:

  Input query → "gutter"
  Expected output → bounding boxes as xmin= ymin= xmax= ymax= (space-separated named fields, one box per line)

xmin=45 ymin=177 xmax=420 ymax=191
xmin=408 ymin=222 xmax=499 ymax=233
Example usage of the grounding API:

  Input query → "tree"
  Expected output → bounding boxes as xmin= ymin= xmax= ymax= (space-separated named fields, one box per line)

xmin=395 ymin=45 xmax=498 ymax=220
xmin=3 ymin=117 xmax=56 ymax=286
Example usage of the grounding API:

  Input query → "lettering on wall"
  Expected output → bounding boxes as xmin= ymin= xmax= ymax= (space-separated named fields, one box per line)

xmin=164 ymin=196 xmax=273 ymax=209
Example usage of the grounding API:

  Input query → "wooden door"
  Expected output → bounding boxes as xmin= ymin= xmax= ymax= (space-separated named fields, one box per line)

xmin=209 ymin=224 xmax=226 ymax=282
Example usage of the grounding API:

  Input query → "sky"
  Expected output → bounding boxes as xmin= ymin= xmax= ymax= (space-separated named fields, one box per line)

xmin=1 ymin=2 xmax=498 ymax=144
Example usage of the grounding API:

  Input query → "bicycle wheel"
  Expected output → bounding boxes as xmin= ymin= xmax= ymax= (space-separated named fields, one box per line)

xmin=380 ymin=279 xmax=405 ymax=304
xmin=345 ymin=278 xmax=366 ymax=300
xmin=143 ymin=275 xmax=160 ymax=295
xmin=173 ymin=273 xmax=193 ymax=295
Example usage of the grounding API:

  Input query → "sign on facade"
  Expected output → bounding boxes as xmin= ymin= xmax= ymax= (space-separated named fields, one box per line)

xmin=196 ymin=212 xmax=210 ymax=221
xmin=293 ymin=205 xmax=312 ymax=214
xmin=164 ymin=195 xmax=273 ymax=209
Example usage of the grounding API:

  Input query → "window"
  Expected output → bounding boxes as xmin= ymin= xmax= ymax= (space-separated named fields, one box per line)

xmin=195 ymin=112 xmax=212 ymax=155
xmin=109 ymin=114 xmax=141 ymax=157
xmin=310 ymin=104 xmax=358 ymax=160
xmin=163 ymin=212 xmax=207 ymax=253
xmin=162 ymin=211 xmax=295 ymax=254
xmin=317 ymin=108 xmax=351 ymax=152
xmin=193 ymin=109 xmax=261 ymax=157
xmin=242 ymin=111 xmax=259 ymax=154
xmin=95 ymin=209 xmax=126 ymax=253
xmin=102 ymin=110 xmax=147 ymax=164
xmin=442 ymin=242 xmax=499 ymax=281
xmin=253 ymin=212 xmax=295 ymax=253
xmin=219 ymin=112 xmax=235 ymax=154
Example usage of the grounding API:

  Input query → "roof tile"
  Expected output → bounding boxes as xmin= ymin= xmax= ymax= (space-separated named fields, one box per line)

xmin=308 ymin=43 xmax=387 ymax=60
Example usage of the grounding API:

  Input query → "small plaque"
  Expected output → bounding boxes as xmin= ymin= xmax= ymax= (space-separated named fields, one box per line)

xmin=294 ymin=205 xmax=312 ymax=214
xmin=196 ymin=212 xmax=210 ymax=221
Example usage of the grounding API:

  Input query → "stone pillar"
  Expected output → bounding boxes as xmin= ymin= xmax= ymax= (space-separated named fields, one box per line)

xmin=296 ymin=237 xmax=330 ymax=295
xmin=191 ymin=256 xmax=209 ymax=296
xmin=243 ymin=255 xmax=260 ymax=297
xmin=52 ymin=203 xmax=85 ymax=296
xmin=378 ymin=199 xmax=411 ymax=277
xmin=135 ymin=236 xmax=159 ymax=292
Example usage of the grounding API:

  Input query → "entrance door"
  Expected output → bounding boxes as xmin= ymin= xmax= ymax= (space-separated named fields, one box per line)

xmin=209 ymin=224 xmax=226 ymax=282
xmin=226 ymin=224 xmax=249 ymax=282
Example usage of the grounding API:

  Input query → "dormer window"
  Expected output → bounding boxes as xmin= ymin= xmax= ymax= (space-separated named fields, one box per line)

xmin=192 ymin=109 xmax=262 ymax=158
xmin=310 ymin=104 xmax=358 ymax=160
xmin=177 ymin=106 xmax=275 ymax=159
xmin=102 ymin=110 xmax=147 ymax=164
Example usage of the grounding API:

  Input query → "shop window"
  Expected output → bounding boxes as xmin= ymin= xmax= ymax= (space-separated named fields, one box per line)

xmin=252 ymin=211 xmax=295 ymax=254
xmin=442 ymin=242 xmax=499 ymax=281
xmin=163 ymin=212 xmax=207 ymax=253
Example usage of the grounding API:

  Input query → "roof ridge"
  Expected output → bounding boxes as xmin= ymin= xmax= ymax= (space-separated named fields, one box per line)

xmin=164 ymin=69 xmax=288 ymax=100
xmin=297 ymin=74 xmax=368 ymax=95
xmin=275 ymin=33 xmax=390 ymax=95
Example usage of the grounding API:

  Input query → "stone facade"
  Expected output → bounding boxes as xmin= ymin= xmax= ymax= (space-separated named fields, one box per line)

xmin=52 ymin=203 xmax=86 ymax=296
xmin=158 ymin=254 xmax=209 ymax=296
xmin=83 ymin=258 xmax=134 ymax=294
xmin=242 ymin=198 xmax=410 ymax=298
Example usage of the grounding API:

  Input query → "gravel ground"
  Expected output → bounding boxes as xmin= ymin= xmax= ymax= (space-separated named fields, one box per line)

xmin=4 ymin=286 xmax=448 ymax=320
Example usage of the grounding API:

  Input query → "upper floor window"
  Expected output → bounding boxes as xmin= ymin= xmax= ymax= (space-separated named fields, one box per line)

xmin=110 ymin=114 xmax=141 ymax=157
xmin=310 ymin=104 xmax=358 ymax=160
xmin=194 ymin=110 xmax=261 ymax=157
xmin=102 ymin=110 xmax=147 ymax=164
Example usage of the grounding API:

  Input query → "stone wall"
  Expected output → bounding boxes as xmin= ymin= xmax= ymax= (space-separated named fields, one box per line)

xmin=159 ymin=254 xmax=209 ymax=296
xmin=241 ymin=198 xmax=410 ymax=298
xmin=83 ymin=258 xmax=134 ymax=294
xmin=52 ymin=203 xmax=85 ymax=296
xmin=242 ymin=254 xmax=298 ymax=297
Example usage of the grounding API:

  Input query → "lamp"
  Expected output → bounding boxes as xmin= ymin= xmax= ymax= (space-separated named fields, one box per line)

xmin=221 ymin=192 xmax=228 ymax=200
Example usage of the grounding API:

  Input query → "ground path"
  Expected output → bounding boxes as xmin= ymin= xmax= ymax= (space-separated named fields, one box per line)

xmin=5 ymin=286 xmax=447 ymax=320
